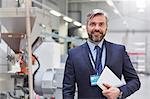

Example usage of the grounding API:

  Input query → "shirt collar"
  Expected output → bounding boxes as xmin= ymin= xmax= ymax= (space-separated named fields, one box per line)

xmin=87 ymin=39 xmax=104 ymax=51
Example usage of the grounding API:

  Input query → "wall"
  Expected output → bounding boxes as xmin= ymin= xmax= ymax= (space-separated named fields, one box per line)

xmin=1 ymin=0 xmax=17 ymax=7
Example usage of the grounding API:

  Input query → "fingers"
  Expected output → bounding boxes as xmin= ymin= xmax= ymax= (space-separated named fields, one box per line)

xmin=103 ymin=83 xmax=112 ymax=89
xmin=102 ymin=83 xmax=112 ymax=97
xmin=102 ymin=86 xmax=120 ymax=99
xmin=102 ymin=88 xmax=110 ymax=94
xmin=102 ymin=90 xmax=111 ymax=99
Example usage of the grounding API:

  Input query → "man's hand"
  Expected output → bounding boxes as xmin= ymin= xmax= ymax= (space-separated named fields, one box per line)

xmin=102 ymin=83 xmax=120 ymax=99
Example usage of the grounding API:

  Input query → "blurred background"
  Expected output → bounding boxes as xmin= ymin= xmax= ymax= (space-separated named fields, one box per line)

xmin=0 ymin=0 xmax=150 ymax=98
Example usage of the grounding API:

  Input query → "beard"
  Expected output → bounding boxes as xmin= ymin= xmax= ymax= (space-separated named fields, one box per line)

xmin=88 ymin=30 xmax=106 ymax=43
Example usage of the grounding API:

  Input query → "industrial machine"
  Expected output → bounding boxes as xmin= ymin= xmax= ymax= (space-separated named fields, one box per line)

xmin=0 ymin=7 xmax=66 ymax=99
xmin=0 ymin=38 xmax=65 ymax=99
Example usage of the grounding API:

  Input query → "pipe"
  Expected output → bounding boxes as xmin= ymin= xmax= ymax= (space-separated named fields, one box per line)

xmin=25 ymin=0 xmax=34 ymax=98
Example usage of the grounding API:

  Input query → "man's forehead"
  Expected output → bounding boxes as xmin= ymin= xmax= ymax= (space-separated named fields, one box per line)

xmin=87 ymin=9 xmax=108 ymax=21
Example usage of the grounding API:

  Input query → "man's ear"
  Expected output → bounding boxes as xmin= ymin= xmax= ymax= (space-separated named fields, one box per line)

xmin=106 ymin=27 xmax=108 ymax=32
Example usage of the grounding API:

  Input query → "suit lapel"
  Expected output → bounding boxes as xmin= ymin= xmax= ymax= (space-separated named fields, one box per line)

xmin=105 ymin=41 xmax=112 ymax=68
xmin=82 ymin=43 xmax=96 ymax=74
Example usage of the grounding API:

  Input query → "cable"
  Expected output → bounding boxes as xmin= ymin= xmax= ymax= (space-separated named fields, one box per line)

xmin=8 ymin=92 xmax=20 ymax=99
xmin=32 ymin=54 xmax=41 ymax=89
xmin=15 ymin=86 xmax=29 ymax=94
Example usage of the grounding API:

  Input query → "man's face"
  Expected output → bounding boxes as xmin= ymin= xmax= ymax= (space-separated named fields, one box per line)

xmin=86 ymin=15 xmax=107 ymax=43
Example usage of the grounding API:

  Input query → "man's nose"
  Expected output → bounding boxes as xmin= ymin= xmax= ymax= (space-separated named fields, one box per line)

xmin=95 ymin=24 xmax=101 ymax=30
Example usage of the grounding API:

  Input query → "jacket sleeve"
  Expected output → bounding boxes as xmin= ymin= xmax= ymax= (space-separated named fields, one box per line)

xmin=63 ymin=51 xmax=76 ymax=99
xmin=119 ymin=46 xmax=141 ymax=98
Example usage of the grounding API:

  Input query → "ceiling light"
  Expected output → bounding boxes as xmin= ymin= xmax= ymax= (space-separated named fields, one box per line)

xmin=134 ymin=42 xmax=145 ymax=46
xmin=49 ymin=10 xmax=61 ymax=17
xmin=73 ymin=21 xmax=82 ymax=27
xmin=39 ymin=23 xmax=46 ymax=29
xmin=8 ymin=35 xmax=12 ymax=38
xmin=106 ymin=0 xmax=114 ymax=7
xmin=138 ymin=8 xmax=145 ymax=12
xmin=113 ymin=9 xmax=119 ymax=15
xmin=134 ymin=48 xmax=145 ymax=51
xmin=63 ymin=16 xmax=73 ymax=22
xmin=136 ymin=0 xmax=146 ymax=9
xmin=81 ymin=25 xmax=86 ymax=29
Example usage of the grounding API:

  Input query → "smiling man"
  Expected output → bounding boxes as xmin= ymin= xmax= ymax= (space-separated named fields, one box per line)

xmin=63 ymin=9 xmax=140 ymax=99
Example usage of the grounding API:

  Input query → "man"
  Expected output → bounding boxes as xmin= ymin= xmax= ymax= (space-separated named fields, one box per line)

xmin=63 ymin=9 xmax=140 ymax=99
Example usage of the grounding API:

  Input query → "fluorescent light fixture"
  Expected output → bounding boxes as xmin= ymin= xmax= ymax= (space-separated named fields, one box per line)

xmin=137 ymin=68 xmax=145 ymax=71
xmin=138 ymin=8 xmax=145 ymax=12
xmin=41 ymin=24 xmax=46 ymax=28
xmin=113 ymin=9 xmax=119 ymax=15
xmin=78 ymin=28 xmax=84 ymax=32
xmin=8 ymin=35 xmax=12 ymax=38
xmin=89 ymin=0 xmax=96 ymax=1
xmin=73 ymin=21 xmax=82 ymax=27
xmin=134 ymin=42 xmax=145 ymax=46
xmin=137 ymin=60 xmax=145 ymax=63
xmin=49 ymin=10 xmax=61 ymax=17
xmin=65 ymin=22 xmax=68 ymax=26
xmin=63 ymin=16 xmax=73 ymax=22
xmin=81 ymin=25 xmax=86 ymax=29
xmin=106 ymin=0 xmax=114 ymax=7
xmin=39 ymin=23 xmax=46 ymax=29
xmin=134 ymin=48 xmax=145 ymax=51
xmin=136 ymin=0 xmax=146 ymax=12
xmin=21 ymin=35 xmax=24 ymax=38
xmin=136 ymin=0 xmax=146 ymax=9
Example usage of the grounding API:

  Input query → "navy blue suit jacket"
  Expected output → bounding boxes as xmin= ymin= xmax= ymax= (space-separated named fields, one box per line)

xmin=63 ymin=40 xmax=140 ymax=99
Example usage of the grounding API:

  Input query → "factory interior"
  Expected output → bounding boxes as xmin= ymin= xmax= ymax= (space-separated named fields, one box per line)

xmin=0 ymin=0 xmax=150 ymax=99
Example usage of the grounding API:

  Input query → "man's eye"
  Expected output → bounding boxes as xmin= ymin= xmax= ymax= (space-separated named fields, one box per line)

xmin=90 ymin=23 xmax=95 ymax=26
xmin=99 ymin=23 xmax=105 ymax=27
